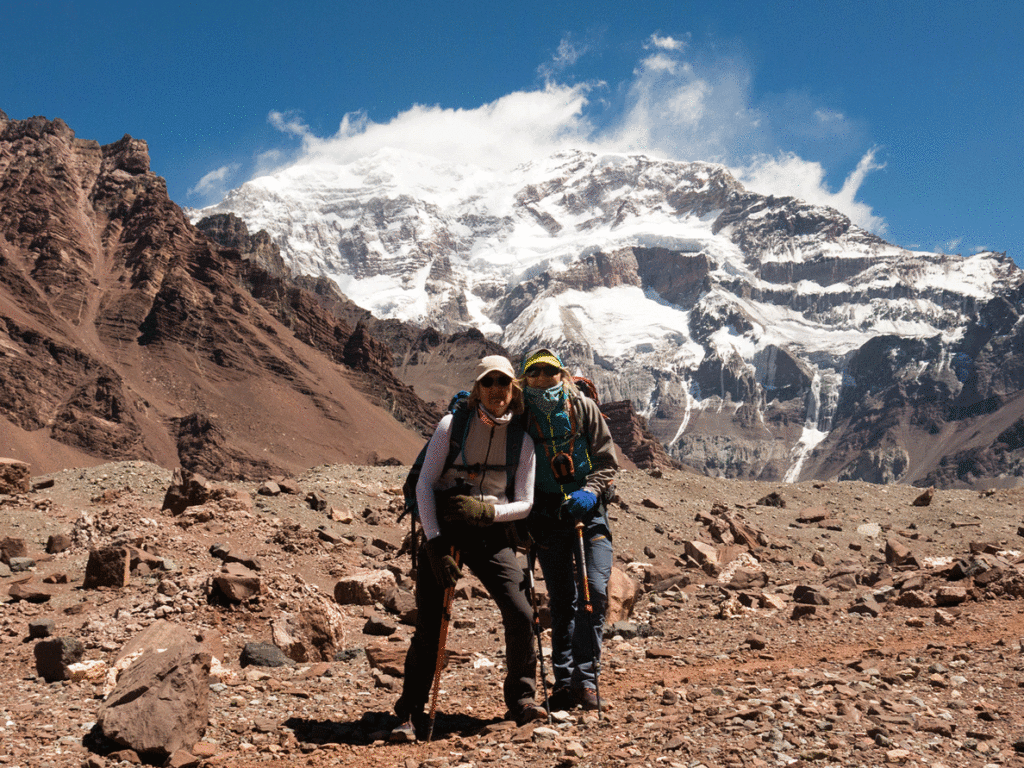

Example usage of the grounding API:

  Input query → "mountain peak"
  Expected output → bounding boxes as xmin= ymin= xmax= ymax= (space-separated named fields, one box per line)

xmin=197 ymin=148 xmax=1024 ymax=488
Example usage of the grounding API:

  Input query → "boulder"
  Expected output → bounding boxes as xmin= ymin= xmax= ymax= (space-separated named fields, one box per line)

xmin=605 ymin=566 xmax=640 ymax=624
xmin=365 ymin=644 xmax=406 ymax=677
xmin=270 ymin=598 xmax=346 ymax=663
xmin=211 ymin=563 xmax=262 ymax=603
xmin=28 ymin=618 xmax=55 ymax=638
xmin=384 ymin=587 xmax=417 ymax=625
xmin=162 ymin=467 xmax=250 ymax=514
xmin=334 ymin=569 xmax=398 ymax=606
xmin=684 ymin=540 xmax=719 ymax=567
xmin=0 ymin=458 xmax=30 ymax=494
xmin=8 ymin=556 xmax=35 ymax=573
xmin=97 ymin=624 xmax=212 ymax=763
xmin=9 ymin=580 xmax=52 ymax=603
xmin=0 ymin=536 xmax=28 ymax=565
xmin=34 ymin=636 xmax=85 ymax=681
xmin=885 ymin=539 xmax=920 ymax=569
xmin=240 ymin=642 xmax=295 ymax=668
xmin=83 ymin=546 xmax=130 ymax=589
xmin=46 ymin=533 xmax=72 ymax=554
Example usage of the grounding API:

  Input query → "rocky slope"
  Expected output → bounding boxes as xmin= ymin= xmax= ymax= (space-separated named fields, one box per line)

xmin=0 ymin=112 xmax=442 ymax=478
xmin=4 ymin=459 xmax=1024 ymax=767
xmin=195 ymin=149 xmax=1024 ymax=489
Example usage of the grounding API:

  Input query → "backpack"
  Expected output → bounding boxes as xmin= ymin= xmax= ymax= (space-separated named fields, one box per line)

xmin=573 ymin=375 xmax=600 ymax=403
xmin=401 ymin=391 xmax=526 ymax=563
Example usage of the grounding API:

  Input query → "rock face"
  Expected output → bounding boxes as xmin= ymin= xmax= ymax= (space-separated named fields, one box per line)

xmin=0 ymin=112 xmax=440 ymax=478
xmin=600 ymin=401 xmax=677 ymax=471
xmin=197 ymin=147 xmax=1024 ymax=489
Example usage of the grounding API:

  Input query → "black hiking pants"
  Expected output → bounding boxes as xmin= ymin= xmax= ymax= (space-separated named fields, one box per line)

xmin=395 ymin=525 xmax=537 ymax=718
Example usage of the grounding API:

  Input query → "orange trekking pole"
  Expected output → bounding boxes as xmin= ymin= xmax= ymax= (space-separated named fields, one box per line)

xmin=575 ymin=521 xmax=602 ymax=720
xmin=427 ymin=545 xmax=460 ymax=742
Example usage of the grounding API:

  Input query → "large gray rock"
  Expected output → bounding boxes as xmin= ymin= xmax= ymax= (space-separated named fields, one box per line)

xmin=98 ymin=623 xmax=212 ymax=763
xmin=240 ymin=642 xmax=295 ymax=668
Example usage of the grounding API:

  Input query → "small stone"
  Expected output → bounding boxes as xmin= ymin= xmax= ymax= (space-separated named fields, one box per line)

xmin=8 ymin=557 xmax=35 ymax=573
xmin=28 ymin=618 xmax=55 ymax=638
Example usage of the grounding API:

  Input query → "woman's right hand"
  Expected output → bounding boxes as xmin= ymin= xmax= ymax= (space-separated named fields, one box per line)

xmin=444 ymin=495 xmax=496 ymax=527
xmin=425 ymin=537 xmax=462 ymax=588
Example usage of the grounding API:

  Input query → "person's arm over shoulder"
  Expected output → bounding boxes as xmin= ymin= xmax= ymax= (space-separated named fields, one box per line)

xmin=577 ymin=396 xmax=618 ymax=498
xmin=415 ymin=413 xmax=454 ymax=540
xmin=493 ymin=432 xmax=535 ymax=523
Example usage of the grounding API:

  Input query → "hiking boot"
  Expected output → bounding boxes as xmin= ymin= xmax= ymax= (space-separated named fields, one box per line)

xmin=577 ymin=686 xmax=609 ymax=711
xmin=506 ymin=703 xmax=547 ymax=726
xmin=546 ymin=686 xmax=575 ymax=712
xmin=388 ymin=718 xmax=417 ymax=743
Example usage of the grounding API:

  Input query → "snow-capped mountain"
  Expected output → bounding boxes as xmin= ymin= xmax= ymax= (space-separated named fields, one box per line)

xmin=194 ymin=149 xmax=1024 ymax=487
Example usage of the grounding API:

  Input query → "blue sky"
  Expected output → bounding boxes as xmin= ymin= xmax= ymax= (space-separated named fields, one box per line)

xmin=3 ymin=0 xmax=1021 ymax=263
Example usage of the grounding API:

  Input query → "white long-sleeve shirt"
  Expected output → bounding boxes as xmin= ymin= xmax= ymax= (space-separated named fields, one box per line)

xmin=416 ymin=410 xmax=536 ymax=540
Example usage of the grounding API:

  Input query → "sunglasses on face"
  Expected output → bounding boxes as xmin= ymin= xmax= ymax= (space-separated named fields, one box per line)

xmin=526 ymin=365 xmax=561 ymax=378
xmin=480 ymin=374 xmax=512 ymax=388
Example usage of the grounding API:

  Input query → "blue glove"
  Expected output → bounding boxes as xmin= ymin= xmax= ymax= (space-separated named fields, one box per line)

xmin=566 ymin=489 xmax=598 ymax=520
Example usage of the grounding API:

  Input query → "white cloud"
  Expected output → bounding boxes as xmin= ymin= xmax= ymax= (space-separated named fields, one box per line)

xmin=286 ymin=84 xmax=594 ymax=173
xmin=250 ymin=32 xmax=885 ymax=235
xmin=268 ymin=110 xmax=312 ymax=138
xmin=188 ymin=164 xmax=239 ymax=201
xmin=538 ymin=35 xmax=591 ymax=81
xmin=647 ymin=34 xmax=686 ymax=51
xmin=737 ymin=149 xmax=887 ymax=233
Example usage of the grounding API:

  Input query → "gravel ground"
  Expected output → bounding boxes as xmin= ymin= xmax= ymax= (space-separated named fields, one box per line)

xmin=3 ymin=461 xmax=1024 ymax=768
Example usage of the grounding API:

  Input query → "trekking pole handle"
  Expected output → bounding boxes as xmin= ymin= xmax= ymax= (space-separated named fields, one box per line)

xmin=575 ymin=522 xmax=592 ymax=612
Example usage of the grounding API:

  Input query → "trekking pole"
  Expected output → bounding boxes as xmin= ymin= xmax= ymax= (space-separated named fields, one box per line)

xmin=525 ymin=546 xmax=553 ymax=724
xmin=575 ymin=521 xmax=602 ymax=720
xmin=427 ymin=546 xmax=461 ymax=742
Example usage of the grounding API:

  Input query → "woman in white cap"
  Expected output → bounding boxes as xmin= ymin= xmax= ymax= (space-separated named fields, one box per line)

xmin=520 ymin=348 xmax=618 ymax=712
xmin=391 ymin=355 xmax=544 ymax=741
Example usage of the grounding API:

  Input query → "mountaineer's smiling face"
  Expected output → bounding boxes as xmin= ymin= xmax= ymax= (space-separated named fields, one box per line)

xmin=478 ymin=373 xmax=513 ymax=416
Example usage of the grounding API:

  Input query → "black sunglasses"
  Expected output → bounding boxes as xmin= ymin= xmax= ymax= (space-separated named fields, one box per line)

xmin=480 ymin=374 xmax=512 ymax=388
xmin=525 ymin=365 xmax=561 ymax=378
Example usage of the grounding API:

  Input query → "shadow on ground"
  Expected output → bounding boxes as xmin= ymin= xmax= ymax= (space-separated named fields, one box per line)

xmin=284 ymin=710 xmax=503 ymax=745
